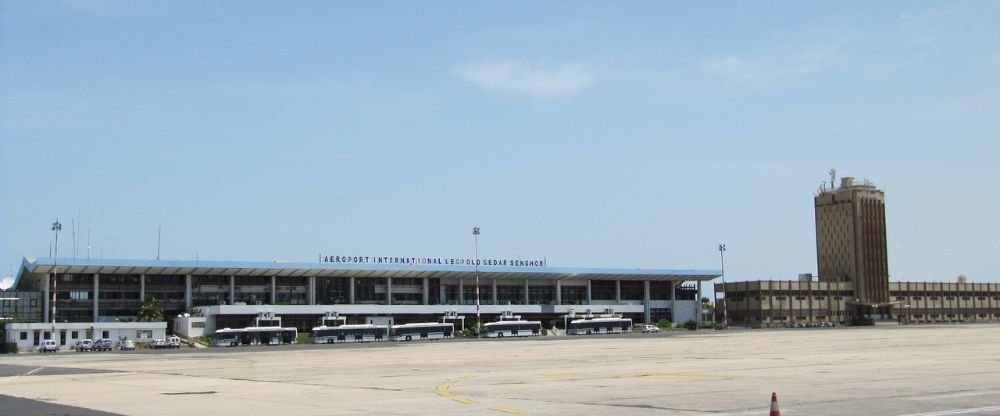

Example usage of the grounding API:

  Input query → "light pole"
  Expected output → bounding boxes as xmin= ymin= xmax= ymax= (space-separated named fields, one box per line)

xmin=51 ymin=219 xmax=62 ymax=324
xmin=473 ymin=227 xmax=481 ymax=338
xmin=718 ymin=244 xmax=728 ymax=329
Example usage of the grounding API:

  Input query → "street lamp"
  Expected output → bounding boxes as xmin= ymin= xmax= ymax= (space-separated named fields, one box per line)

xmin=718 ymin=244 xmax=728 ymax=329
xmin=473 ymin=227 xmax=481 ymax=338
xmin=51 ymin=219 xmax=62 ymax=324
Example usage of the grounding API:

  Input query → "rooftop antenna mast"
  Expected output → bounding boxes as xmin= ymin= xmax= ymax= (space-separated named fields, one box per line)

xmin=157 ymin=225 xmax=161 ymax=261
xmin=71 ymin=218 xmax=77 ymax=259
xmin=829 ymin=168 xmax=837 ymax=189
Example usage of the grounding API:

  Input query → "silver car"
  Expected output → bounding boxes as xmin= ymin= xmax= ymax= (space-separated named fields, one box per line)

xmin=74 ymin=339 xmax=94 ymax=352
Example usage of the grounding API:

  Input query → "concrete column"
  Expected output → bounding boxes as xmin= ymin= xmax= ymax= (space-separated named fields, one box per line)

xmin=184 ymin=274 xmax=192 ymax=310
xmin=670 ymin=282 xmax=676 ymax=321
xmin=43 ymin=274 xmax=50 ymax=323
xmin=309 ymin=276 xmax=316 ymax=305
xmin=643 ymin=280 xmax=651 ymax=323
xmin=270 ymin=276 xmax=276 ymax=305
xmin=492 ymin=279 xmax=498 ymax=305
xmin=586 ymin=280 xmax=592 ymax=305
xmin=615 ymin=280 xmax=622 ymax=304
xmin=386 ymin=277 xmax=392 ymax=305
xmin=696 ymin=281 xmax=703 ymax=326
xmin=228 ymin=275 xmax=235 ymax=305
xmin=349 ymin=277 xmax=355 ymax=304
xmin=139 ymin=274 xmax=145 ymax=302
xmin=422 ymin=277 xmax=429 ymax=305
xmin=459 ymin=279 xmax=465 ymax=304
xmin=440 ymin=281 xmax=447 ymax=305
xmin=524 ymin=279 xmax=530 ymax=305
xmin=93 ymin=273 xmax=100 ymax=322
xmin=556 ymin=280 xmax=562 ymax=304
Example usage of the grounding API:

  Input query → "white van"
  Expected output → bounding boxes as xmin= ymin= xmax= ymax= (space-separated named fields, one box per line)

xmin=40 ymin=340 xmax=59 ymax=353
xmin=167 ymin=336 xmax=182 ymax=349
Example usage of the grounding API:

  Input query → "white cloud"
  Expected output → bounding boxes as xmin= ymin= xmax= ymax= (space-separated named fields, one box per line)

xmin=700 ymin=43 xmax=842 ymax=92
xmin=454 ymin=59 xmax=596 ymax=99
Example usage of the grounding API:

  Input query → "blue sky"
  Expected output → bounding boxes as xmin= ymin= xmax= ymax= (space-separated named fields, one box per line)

xmin=1 ymin=1 xmax=998 ymax=284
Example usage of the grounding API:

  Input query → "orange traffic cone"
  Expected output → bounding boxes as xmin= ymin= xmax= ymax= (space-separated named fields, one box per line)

xmin=769 ymin=392 xmax=781 ymax=416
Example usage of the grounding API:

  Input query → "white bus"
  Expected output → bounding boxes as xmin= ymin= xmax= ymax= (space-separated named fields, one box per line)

xmin=211 ymin=327 xmax=298 ymax=346
xmin=567 ymin=317 xmax=633 ymax=335
xmin=311 ymin=324 xmax=388 ymax=344
xmin=213 ymin=328 xmax=243 ymax=347
xmin=483 ymin=320 xmax=542 ymax=338
xmin=390 ymin=322 xmax=454 ymax=341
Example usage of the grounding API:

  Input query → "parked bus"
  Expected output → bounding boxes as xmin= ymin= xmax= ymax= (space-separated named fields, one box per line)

xmin=483 ymin=320 xmax=542 ymax=338
xmin=213 ymin=328 xmax=243 ymax=347
xmin=390 ymin=322 xmax=454 ymax=341
xmin=311 ymin=324 xmax=388 ymax=344
xmin=567 ymin=317 xmax=633 ymax=335
xmin=211 ymin=327 xmax=298 ymax=346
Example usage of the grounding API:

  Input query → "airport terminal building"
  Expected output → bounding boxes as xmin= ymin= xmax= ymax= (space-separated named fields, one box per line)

xmin=7 ymin=256 xmax=719 ymax=335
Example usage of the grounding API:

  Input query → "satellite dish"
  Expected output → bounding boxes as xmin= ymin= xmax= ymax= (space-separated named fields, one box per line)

xmin=0 ymin=276 xmax=14 ymax=290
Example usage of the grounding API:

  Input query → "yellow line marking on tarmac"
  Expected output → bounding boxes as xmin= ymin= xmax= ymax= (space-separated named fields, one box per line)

xmin=491 ymin=407 xmax=527 ymax=414
xmin=436 ymin=379 xmax=456 ymax=397
xmin=454 ymin=398 xmax=478 ymax=405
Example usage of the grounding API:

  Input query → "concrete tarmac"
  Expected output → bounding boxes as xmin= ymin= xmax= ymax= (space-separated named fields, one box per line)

xmin=2 ymin=325 xmax=1000 ymax=415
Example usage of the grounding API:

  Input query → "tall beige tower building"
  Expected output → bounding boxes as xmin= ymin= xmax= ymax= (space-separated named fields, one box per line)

xmin=814 ymin=175 xmax=889 ymax=304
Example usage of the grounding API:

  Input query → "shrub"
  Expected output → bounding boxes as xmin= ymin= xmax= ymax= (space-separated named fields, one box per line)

xmin=683 ymin=320 xmax=698 ymax=330
xmin=655 ymin=318 xmax=672 ymax=329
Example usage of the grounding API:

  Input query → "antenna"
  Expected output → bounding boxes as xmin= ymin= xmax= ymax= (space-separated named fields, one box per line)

xmin=87 ymin=228 xmax=91 ymax=260
xmin=72 ymin=218 xmax=77 ymax=259
xmin=157 ymin=225 xmax=161 ymax=260
xmin=77 ymin=208 xmax=81 ymax=259
xmin=829 ymin=168 xmax=837 ymax=189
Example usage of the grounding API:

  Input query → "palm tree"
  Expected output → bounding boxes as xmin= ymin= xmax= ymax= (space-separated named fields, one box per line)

xmin=137 ymin=295 xmax=164 ymax=322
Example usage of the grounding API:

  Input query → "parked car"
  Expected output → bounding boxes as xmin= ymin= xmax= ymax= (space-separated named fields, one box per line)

xmin=40 ymin=339 xmax=59 ymax=353
xmin=74 ymin=339 xmax=94 ymax=352
xmin=150 ymin=338 xmax=167 ymax=349
xmin=120 ymin=340 xmax=135 ymax=351
xmin=167 ymin=336 xmax=182 ymax=349
xmin=94 ymin=338 xmax=114 ymax=351
xmin=642 ymin=324 xmax=660 ymax=333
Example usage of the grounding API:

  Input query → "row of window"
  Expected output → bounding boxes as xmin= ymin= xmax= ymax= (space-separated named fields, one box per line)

xmin=895 ymin=296 xmax=1000 ymax=301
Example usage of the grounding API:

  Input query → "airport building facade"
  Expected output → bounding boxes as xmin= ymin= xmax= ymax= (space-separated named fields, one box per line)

xmin=7 ymin=257 xmax=719 ymax=335
xmin=716 ymin=175 xmax=1000 ymax=328
xmin=715 ymin=280 xmax=1000 ymax=328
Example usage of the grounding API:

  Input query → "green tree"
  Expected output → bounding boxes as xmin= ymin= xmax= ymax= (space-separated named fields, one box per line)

xmin=137 ymin=295 xmax=164 ymax=322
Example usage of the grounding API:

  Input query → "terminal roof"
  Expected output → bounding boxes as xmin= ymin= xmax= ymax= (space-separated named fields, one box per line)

xmin=15 ymin=257 xmax=720 ymax=288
